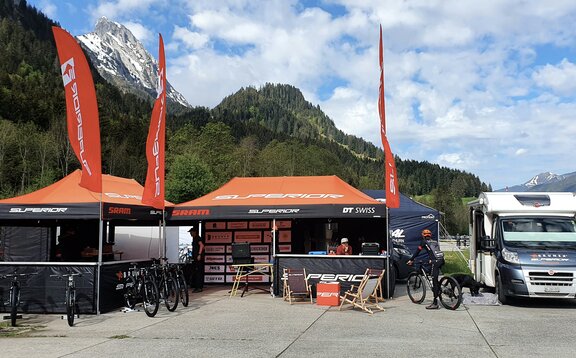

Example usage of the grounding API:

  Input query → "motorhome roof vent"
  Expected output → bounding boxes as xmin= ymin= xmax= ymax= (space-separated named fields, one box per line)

xmin=513 ymin=194 xmax=551 ymax=207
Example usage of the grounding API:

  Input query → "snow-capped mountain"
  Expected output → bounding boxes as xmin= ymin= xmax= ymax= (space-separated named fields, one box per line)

xmin=498 ymin=171 xmax=576 ymax=192
xmin=524 ymin=172 xmax=564 ymax=188
xmin=77 ymin=17 xmax=190 ymax=108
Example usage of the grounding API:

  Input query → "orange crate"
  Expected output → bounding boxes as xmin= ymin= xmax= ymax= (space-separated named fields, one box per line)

xmin=316 ymin=282 xmax=340 ymax=306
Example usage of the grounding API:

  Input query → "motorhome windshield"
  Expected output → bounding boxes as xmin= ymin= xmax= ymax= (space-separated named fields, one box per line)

xmin=501 ymin=217 xmax=576 ymax=248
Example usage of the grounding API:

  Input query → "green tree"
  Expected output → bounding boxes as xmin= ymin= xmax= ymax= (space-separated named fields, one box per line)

xmin=165 ymin=153 xmax=217 ymax=203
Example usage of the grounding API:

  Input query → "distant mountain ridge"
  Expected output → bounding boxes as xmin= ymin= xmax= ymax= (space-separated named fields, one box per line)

xmin=498 ymin=171 xmax=576 ymax=192
xmin=77 ymin=17 xmax=190 ymax=109
xmin=213 ymin=84 xmax=382 ymax=160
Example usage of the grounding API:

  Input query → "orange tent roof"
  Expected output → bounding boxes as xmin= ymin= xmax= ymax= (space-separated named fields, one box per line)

xmin=171 ymin=176 xmax=385 ymax=220
xmin=0 ymin=170 xmax=171 ymax=220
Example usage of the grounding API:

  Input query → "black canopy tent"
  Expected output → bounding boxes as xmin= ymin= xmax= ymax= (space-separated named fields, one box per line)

xmin=168 ymin=175 xmax=393 ymax=295
xmin=362 ymin=190 xmax=441 ymax=255
xmin=0 ymin=170 xmax=167 ymax=314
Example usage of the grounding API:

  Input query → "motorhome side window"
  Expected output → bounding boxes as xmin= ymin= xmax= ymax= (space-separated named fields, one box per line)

xmin=500 ymin=217 xmax=576 ymax=249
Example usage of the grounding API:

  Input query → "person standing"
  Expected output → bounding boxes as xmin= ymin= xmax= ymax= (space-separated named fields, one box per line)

xmin=336 ymin=237 xmax=352 ymax=255
xmin=189 ymin=226 xmax=205 ymax=293
xmin=407 ymin=229 xmax=445 ymax=309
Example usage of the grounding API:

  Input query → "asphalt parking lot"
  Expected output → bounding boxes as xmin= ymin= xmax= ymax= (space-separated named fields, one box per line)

xmin=2 ymin=282 xmax=576 ymax=358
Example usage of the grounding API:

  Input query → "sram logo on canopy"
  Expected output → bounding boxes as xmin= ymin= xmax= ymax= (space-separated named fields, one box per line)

xmin=213 ymin=194 xmax=344 ymax=200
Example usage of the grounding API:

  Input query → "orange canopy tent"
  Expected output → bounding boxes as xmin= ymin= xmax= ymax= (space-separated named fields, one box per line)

xmin=0 ymin=170 xmax=170 ymax=221
xmin=170 ymin=175 xmax=386 ymax=220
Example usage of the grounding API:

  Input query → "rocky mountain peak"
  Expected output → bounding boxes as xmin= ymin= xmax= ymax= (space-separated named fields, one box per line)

xmin=77 ymin=17 xmax=190 ymax=108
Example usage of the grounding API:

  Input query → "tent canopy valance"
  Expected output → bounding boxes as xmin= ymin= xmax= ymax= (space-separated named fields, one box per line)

xmin=0 ymin=170 xmax=170 ymax=221
xmin=170 ymin=176 xmax=386 ymax=220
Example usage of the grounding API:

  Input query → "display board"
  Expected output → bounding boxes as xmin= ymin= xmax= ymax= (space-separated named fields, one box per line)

xmin=203 ymin=220 xmax=292 ymax=283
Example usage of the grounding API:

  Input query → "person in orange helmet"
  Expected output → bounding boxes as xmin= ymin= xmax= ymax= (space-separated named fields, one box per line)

xmin=407 ymin=229 xmax=445 ymax=309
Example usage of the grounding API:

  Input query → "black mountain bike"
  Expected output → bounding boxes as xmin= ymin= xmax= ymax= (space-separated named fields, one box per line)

xmin=150 ymin=258 xmax=179 ymax=312
xmin=406 ymin=261 xmax=463 ymax=310
xmin=170 ymin=263 xmax=189 ymax=307
xmin=124 ymin=263 xmax=160 ymax=317
xmin=1 ymin=272 xmax=37 ymax=326
xmin=51 ymin=272 xmax=82 ymax=326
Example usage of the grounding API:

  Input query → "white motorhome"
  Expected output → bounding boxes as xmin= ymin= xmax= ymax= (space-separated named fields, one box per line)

xmin=468 ymin=192 xmax=576 ymax=304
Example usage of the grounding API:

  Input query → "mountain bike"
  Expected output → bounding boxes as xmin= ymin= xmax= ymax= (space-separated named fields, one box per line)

xmin=150 ymin=258 xmax=179 ymax=312
xmin=169 ymin=263 xmax=189 ymax=307
xmin=50 ymin=272 xmax=82 ymax=326
xmin=1 ymin=272 xmax=37 ymax=326
xmin=406 ymin=261 xmax=462 ymax=310
xmin=124 ymin=263 xmax=160 ymax=317
xmin=178 ymin=244 xmax=194 ymax=264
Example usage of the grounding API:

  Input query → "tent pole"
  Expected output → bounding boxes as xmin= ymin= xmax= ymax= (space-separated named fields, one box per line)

xmin=385 ymin=206 xmax=390 ymax=299
xmin=162 ymin=210 xmax=166 ymax=261
xmin=96 ymin=195 xmax=103 ymax=315
xmin=272 ymin=219 xmax=276 ymax=257
xmin=158 ymin=217 xmax=162 ymax=259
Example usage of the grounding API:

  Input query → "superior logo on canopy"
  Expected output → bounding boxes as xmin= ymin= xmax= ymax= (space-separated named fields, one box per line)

xmin=214 ymin=194 xmax=344 ymax=200
xmin=9 ymin=208 xmax=68 ymax=213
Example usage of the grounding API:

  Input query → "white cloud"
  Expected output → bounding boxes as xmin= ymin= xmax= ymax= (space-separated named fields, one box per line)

xmin=123 ymin=21 xmax=154 ymax=44
xmin=38 ymin=0 xmax=57 ymax=18
xmin=532 ymin=59 xmax=576 ymax=96
xmin=172 ymin=25 xmax=209 ymax=50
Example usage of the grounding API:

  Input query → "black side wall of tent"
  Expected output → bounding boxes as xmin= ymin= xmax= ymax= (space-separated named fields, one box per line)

xmin=362 ymin=190 xmax=440 ymax=255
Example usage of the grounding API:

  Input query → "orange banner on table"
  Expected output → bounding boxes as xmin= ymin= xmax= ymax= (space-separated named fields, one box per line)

xmin=52 ymin=26 xmax=102 ymax=193
xmin=142 ymin=34 xmax=167 ymax=209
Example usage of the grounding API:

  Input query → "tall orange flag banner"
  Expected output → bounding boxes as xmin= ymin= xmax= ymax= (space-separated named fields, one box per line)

xmin=378 ymin=25 xmax=400 ymax=208
xmin=142 ymin=34 xmax=167 ymax=209
xmin=52 ymin=26 xmax=102 ymax=193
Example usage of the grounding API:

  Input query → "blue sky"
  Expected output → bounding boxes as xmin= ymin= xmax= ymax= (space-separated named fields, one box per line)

xmin=28 ymin=0 xmax=576 ymax=190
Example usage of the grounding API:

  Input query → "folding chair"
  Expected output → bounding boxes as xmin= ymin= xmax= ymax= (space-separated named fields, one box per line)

xmin=283 ymin=268 xmax=313 ymax=304
xmin=339 ymin=268 xmax=386 ymax=314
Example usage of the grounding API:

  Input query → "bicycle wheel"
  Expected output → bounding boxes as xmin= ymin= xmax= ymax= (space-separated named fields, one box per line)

xmin=66 ymin=287 xmax=75 ymax=326
xmin=177 ymin=272 xmax=189 ymax=307
xmin=162 ymin=274 xmax=179 ymax=312
xmin=142 ymin=278 xmax=160 ymax=317
xmin=124 ymin=276 xmax=138 ymax=309
xmin=439 ymin=276 xmax=463 ymax=310
xmin=10 ymin=285 xmax=19 ymax=327
xmin=406 ymin=272 xmax=426 ymax=304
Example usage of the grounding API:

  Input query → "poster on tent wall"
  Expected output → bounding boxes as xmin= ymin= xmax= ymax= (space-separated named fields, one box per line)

xmin=202 ymin=219 xmax=292 ymax=284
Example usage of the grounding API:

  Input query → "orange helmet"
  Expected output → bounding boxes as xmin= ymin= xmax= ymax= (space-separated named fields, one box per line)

xmin=422 ymin=229 xmax=432 ymax=237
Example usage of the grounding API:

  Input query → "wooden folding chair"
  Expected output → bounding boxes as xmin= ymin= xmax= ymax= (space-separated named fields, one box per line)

xmin=283 ymin=268 xmax=313 ymax=304
xmin=339 ymin=268 xmax=386 ymax=314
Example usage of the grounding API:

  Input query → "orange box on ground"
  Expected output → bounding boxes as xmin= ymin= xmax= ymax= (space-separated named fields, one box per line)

xmin=316 ymin=282 xmax=340 ymax=306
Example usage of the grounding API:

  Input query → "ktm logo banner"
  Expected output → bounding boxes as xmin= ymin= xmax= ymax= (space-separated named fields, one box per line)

xmin=52 ymin=26 xmax=102 ymax=193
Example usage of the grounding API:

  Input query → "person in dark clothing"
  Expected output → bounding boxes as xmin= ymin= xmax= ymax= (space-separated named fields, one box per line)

xmin=407 ymin=229 xmax=445 ymax=309
xmin=189 ymin=226 xmax=205 ymax=293
xmin=58 ymin=227 xmax=82 ymax=261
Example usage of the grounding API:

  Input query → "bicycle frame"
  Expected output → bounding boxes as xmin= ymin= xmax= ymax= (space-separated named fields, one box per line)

xmin=407 ymin=261 xmax=463 ymax=310
xmin=125 ymin=264 xmax=160 ymax=317
xmin=2 ymin=272 xmax=36 ymax=326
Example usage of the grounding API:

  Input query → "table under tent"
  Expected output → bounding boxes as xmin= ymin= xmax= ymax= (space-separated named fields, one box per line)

xmin=0 ymin=170 xmax=169 ymax=314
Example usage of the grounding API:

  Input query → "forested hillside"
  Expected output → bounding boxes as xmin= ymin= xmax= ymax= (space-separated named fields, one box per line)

xmin=0 ymin=0 xmax=490 ymax=233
